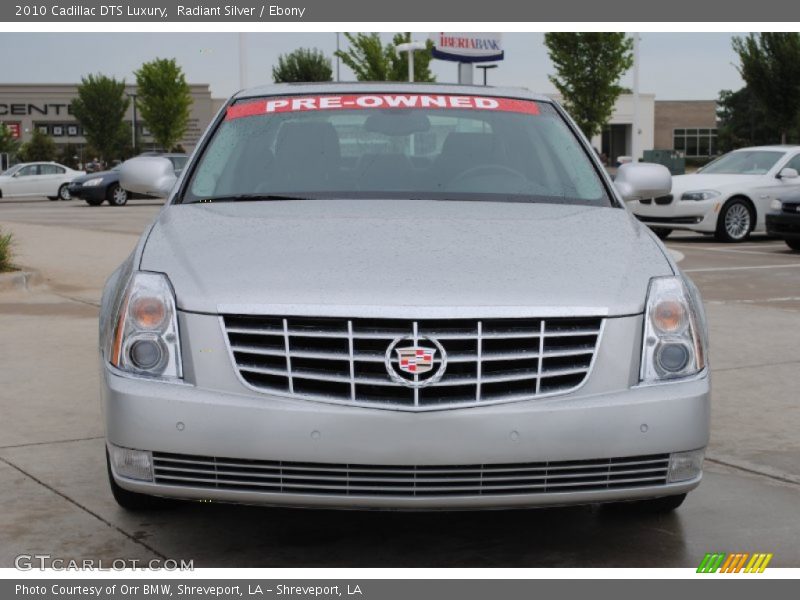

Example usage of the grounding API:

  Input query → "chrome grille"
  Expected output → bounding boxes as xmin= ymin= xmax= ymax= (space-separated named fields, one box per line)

xmin=222 ymin=316 xmax=603 ymax=410
xmin=152 ymin=452 xmax=670 ymax=497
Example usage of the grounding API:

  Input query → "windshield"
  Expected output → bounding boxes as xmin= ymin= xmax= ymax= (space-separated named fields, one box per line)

xmin=701 ymin=150 xmax=785 ymax=175
xmin=183 ymin=94 xmax=611 ymax=206
xmin=1 ymin=164 xmax=22 ymax=176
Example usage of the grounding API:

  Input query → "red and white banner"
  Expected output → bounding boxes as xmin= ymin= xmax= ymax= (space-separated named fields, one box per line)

xmin=226 ymin=95 xmax=539 ymax=120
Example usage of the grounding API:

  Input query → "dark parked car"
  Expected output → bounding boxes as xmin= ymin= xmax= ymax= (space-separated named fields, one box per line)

xmin=766 ymin=193 xmax=800 ymax=251
xmin=69 ymin=154 xmax=187 ymax=206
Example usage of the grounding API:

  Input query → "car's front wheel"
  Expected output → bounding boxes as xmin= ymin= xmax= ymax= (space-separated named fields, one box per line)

xmin=107 ymin=184 xmax=128 ymax=207
xmin=106 ymin=452 xmax=177 ymax=511
xmin=785 ymin=239 xmax=800 ymax=252
xmin=716 ymin=198 xmax=753 ymax=242
xmin=58 ymin=184 xmax=71 ymax=201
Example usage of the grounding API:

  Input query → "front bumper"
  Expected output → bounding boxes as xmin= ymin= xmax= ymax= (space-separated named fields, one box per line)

xmin=68 ymin=183 xmax=105 ymax=201
xmin=766 ymin=211 xmax=800 ymax=239
xmin=104 ymin=363 xmax=710 ymax=509
xmin=632 ymin=197 xmax=720 ymax=232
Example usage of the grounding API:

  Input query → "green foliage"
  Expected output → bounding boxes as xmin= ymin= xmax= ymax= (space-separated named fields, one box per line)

xmin=0 ymin=123 xmax=20 ymax=155
xmin=18 ymin=129 xmax=57 ymax=162
xmin=70 ymin=74 xmax=130 ymax=163
xmin=57 ymin=143 xmax=82 ymax=170
xmin=273 ymin=48 xmax=333 ymax=83
xmin=716 ymin=87 xmax=786 ymax=152
xmin=732 ymin=33 xmax=800 ymax=144
xmin=135 ymin=58 xmax=192 ymax=152
xmin=334 ymin=33 xmax=435 ymax=82
xmin=0 ymin=228 xmax=13 ymax=273
xmin=544 ymin=33 xmax=634 ymax=139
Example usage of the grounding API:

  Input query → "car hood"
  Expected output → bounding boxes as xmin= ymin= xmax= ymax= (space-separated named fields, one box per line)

xmin=140 ymin=200 xmax=673 ymax=317
xmin=72 ymin=170 xmax=117 ymax=184
xmin=671 ymin=173 xmax=764 ymax=194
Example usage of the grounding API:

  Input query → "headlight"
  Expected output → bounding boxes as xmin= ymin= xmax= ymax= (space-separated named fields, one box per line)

xmin=770 ymin=199 xmax=783 ymax=211
xmin=109 ymin=271 xmax=182 ymax=380
xmin=681 ymin=190 xmax=720 ymax=201
xmin=82 ymin=177 xmax=104 ymax=187
xmin=640 ymin=276 xmax=707 ymax=383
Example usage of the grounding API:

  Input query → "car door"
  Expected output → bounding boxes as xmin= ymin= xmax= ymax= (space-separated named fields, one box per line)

xmin=38 ymin=164 xmax=66 ymax=196
xmin=5 ymin=164 xmax=41 ymax=196
xmin=751 ymin=152 xmax=800 ymax=230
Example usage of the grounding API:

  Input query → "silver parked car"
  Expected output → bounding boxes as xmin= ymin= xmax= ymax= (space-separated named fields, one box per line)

xmin=102 ymin=83 xmax=710 ymax=513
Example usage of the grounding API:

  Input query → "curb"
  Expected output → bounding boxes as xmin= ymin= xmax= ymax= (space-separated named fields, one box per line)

xmin=0 ymin=267 xmax=44 ymax=292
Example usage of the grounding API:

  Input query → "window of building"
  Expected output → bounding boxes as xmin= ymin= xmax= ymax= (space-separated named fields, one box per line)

xmin=673 ymin=128 xmax=718 ymax=157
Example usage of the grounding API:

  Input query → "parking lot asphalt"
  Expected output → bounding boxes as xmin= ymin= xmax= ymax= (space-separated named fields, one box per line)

xmin=1 ymin=197 xmax=799 ymax=568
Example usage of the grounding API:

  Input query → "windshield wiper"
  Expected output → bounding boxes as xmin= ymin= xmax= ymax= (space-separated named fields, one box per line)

xmin=194 ymin=193 xmax=310 ymax=203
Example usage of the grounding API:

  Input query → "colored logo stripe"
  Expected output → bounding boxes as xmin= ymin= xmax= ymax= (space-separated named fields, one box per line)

xmin=697 ymin=552 xmax=773 ymax=573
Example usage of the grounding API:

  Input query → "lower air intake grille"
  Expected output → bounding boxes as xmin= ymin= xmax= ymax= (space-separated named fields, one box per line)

xmin=152 ymin=452 xmax=671 ymax=497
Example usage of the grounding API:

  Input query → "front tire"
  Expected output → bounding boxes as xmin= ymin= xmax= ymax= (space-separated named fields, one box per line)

xmin=58 ymin=184 xmax=71 ymax=201
xmin=106 ymin=452 xmax=177 ymax=511
xmin=786 ymin=239 xmax=800 ymax=252
xmin=715 ymin=198 xmax=753 ymax=242
xmin=107 ymin=184 xmax=128 ymax=206
xmin=604 ymin=493 xmax=687 ymax=514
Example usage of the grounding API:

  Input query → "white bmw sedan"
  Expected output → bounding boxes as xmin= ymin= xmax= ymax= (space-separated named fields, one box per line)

xmin=631 ymin=146 xmax=800 ymax=242
xmin=0 ymin=161 xmax=84 ymax=201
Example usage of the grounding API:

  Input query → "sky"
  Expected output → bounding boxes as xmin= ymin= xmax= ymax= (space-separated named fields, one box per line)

xmin=0 ymin=32 xmax=744 ymax=100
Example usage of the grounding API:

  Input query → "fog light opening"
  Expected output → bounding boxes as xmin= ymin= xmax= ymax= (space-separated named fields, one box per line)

xmin=668 ymin=448 xmax=705 ymax=483
xmin=110 ymin=445 xmax=153 ymax=482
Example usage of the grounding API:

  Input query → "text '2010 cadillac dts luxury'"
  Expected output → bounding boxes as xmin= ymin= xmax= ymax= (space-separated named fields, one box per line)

xmin=101 ymin=83 xmax=709 ymax=512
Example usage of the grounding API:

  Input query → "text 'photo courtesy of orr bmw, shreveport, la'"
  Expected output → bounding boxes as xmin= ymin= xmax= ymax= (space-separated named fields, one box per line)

xmin=102 ymin=83 xmax=709 ymax=513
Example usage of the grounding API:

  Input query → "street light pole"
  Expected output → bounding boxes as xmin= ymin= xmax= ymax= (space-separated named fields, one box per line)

xmin=127 ymin=92 xmax=137 ymax=155
xmin=336 ymin=32 xmax=340 ymax=82
xmin=396 ymin=40 xmax=426 ymax=83
xmin=476 ymin=64 xmax=497 ymax=86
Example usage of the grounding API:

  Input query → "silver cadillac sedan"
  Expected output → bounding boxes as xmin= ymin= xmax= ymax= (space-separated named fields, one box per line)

xmin=102 ymin=83 xmax=710 ymax=513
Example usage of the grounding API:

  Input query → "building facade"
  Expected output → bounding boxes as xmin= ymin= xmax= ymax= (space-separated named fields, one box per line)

xmin=0 ymin=83 xmax=225 ymax=158
xmin=653 ymin=100 xmax=718 ymax=158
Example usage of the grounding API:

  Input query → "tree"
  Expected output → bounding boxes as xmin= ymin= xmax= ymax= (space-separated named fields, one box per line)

xmin=58 ymin=142 xmax=81 ymax=170
xmin=335 ymin=33 xmax=435 ymax=82
xmin=716 ymin=87 xmax=784 ymax=152
xmin=273 ymin=48 xmax=333 ymax=83
xmin=0 ymin=123 xmax=20 ymax=156
xmin=18 ymin=129 xmax=57 ymax=162
xmin=135 ymin=58 xmax=192 ymax=152
xmin=70 ymin=74 xmax=130 ymax=163
xmin=544 ymin=33 xmax=634 ymax=139
xmin=732 ymin=33 xmax=800 ymax=144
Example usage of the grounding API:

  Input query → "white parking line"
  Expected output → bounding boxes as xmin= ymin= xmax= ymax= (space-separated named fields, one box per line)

xmin=668 ymin=244 xmax=795 ymax=257
xmin=685 ymin=263 xmax=800 ymax=273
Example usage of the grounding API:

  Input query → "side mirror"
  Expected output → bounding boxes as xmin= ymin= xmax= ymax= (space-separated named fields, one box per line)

xmin=12 ymin=171 xmax=20 ymax=178
xmin=120 ymin=156 xmax=177 ymax=199
xmin=614 ymin=162 xmax=672 ymax=202
xmin=778 ymin=167 xmax=798 ymax=180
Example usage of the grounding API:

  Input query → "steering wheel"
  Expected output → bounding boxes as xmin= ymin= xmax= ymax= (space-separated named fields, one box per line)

xmin=447 ymin=164 xmax=528 ymax=189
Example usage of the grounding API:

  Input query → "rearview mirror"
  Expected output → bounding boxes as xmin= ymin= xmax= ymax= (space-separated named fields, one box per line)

xmin=120 ymin=156 xmax=177 ymax=199
xmin=778 ymin=167 xmax=798 ymax=180
xmin=614 ymin=162 xmax=672 ymax=202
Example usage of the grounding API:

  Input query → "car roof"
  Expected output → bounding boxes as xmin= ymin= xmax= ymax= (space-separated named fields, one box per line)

xmin=234 ymin=82 xmax=552 ymax=103
xmin=731 ymin=145 xmax=800 ymax=152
